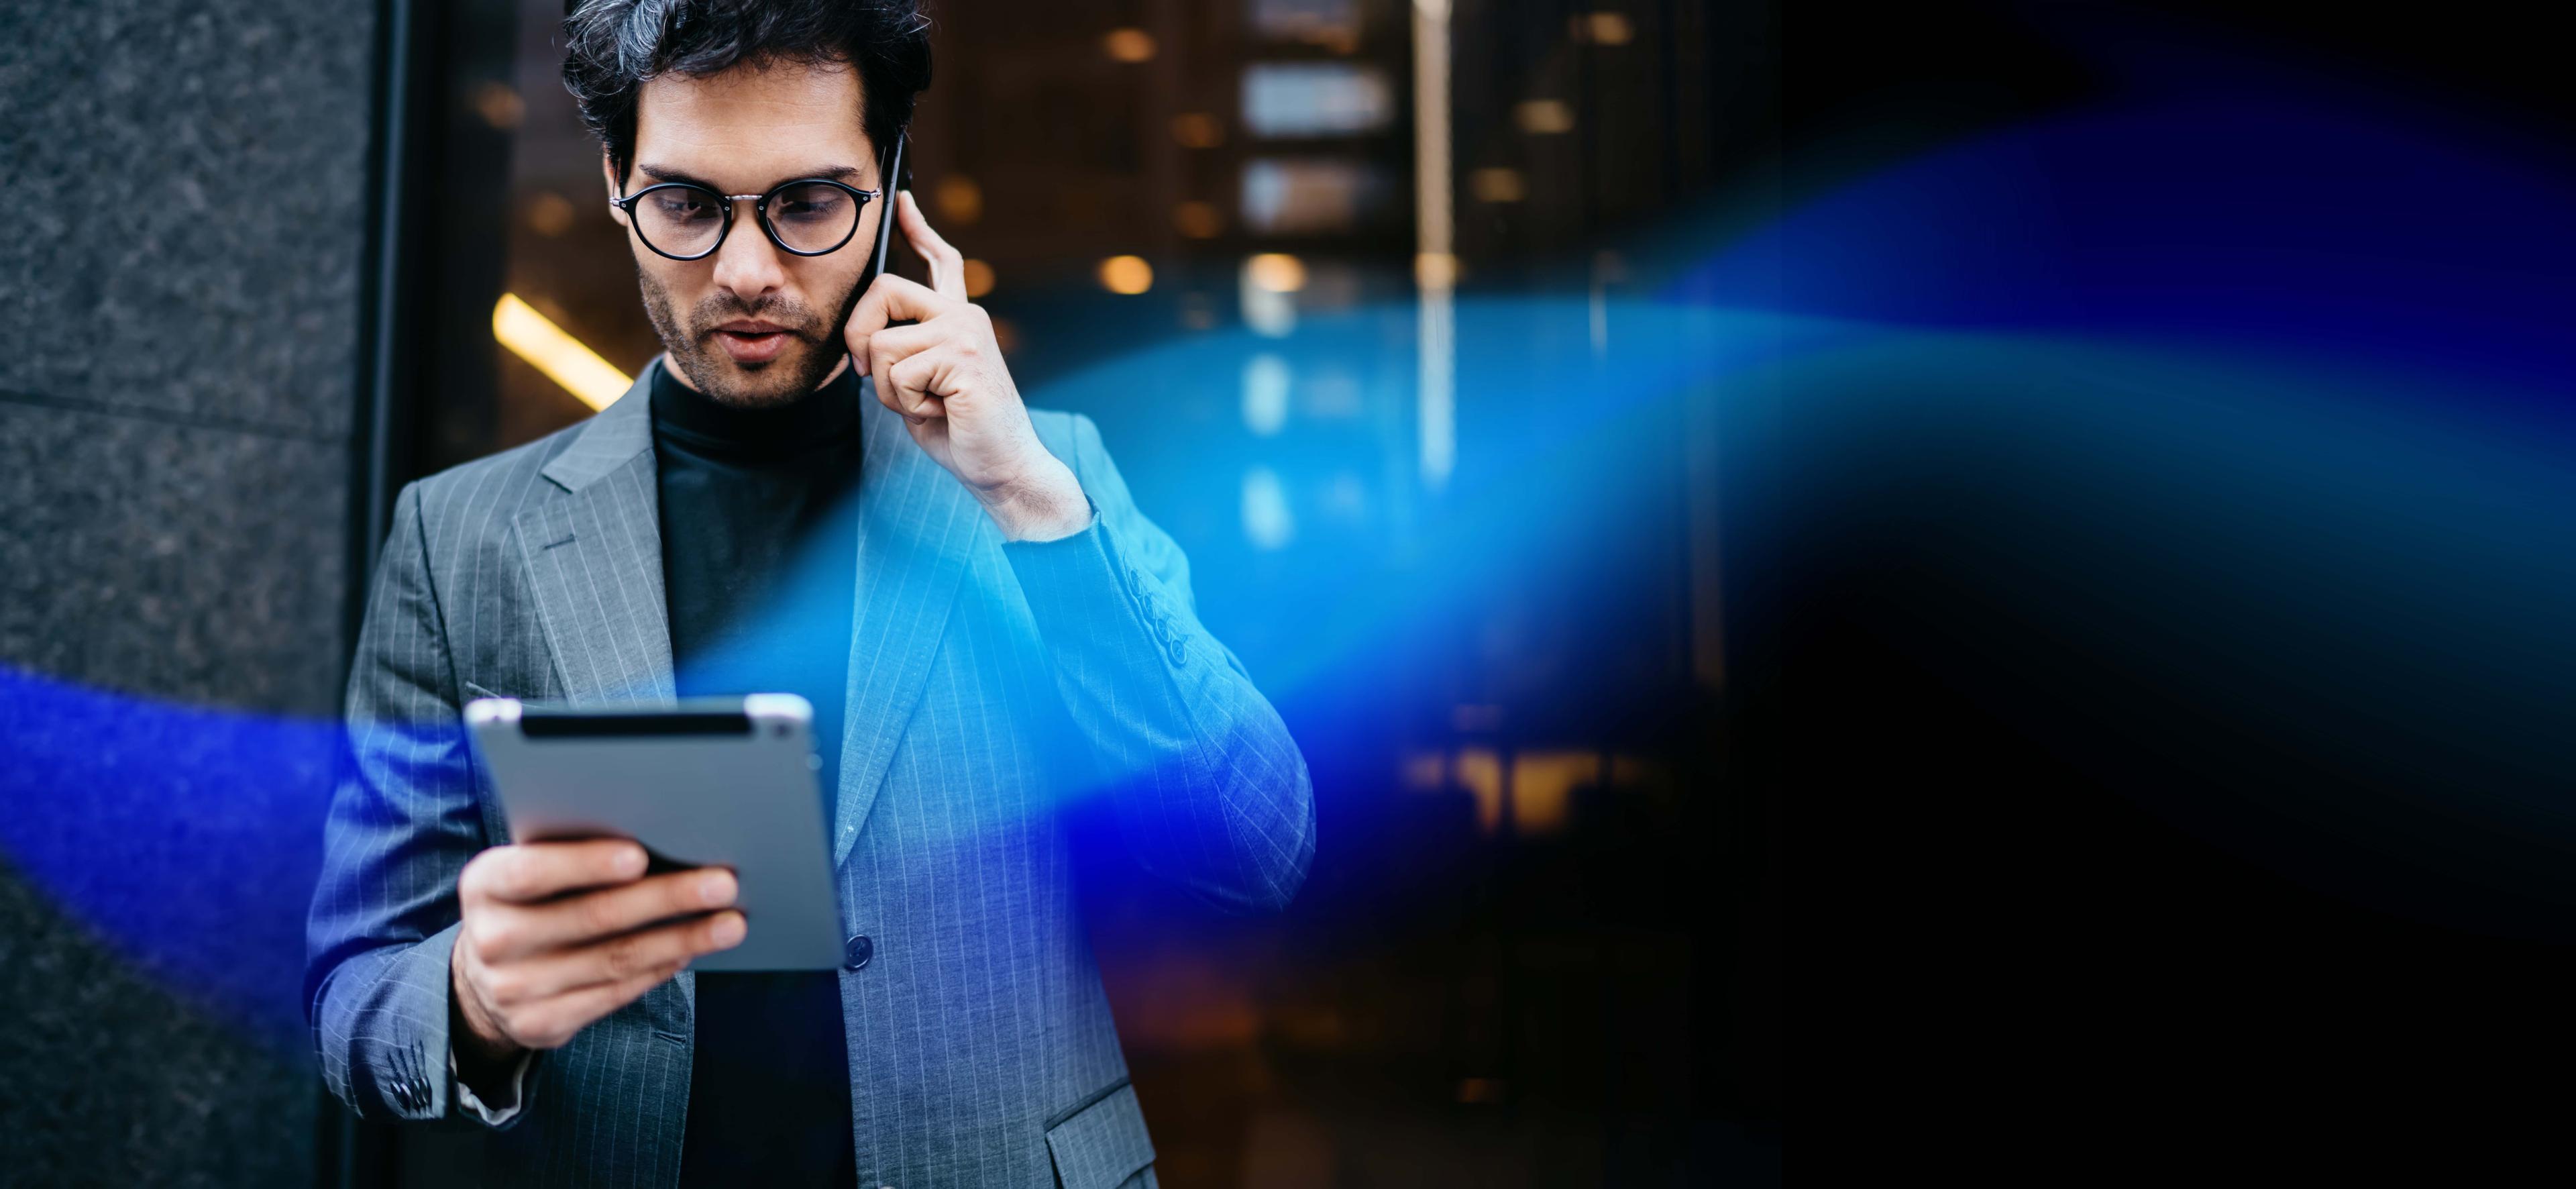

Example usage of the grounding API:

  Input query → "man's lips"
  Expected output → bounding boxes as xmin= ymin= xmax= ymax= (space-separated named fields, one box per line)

xmin=710 ymin=319 xmax=797 ymax=364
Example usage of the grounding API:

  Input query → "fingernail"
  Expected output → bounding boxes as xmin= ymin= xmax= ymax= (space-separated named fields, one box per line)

xmin=698 ymin=870 xmax=736 ymax=907
xmin=617 ymin=847 xmax=647 ymax=877
xmin=711 ymin=913 xmax=747 ymax=947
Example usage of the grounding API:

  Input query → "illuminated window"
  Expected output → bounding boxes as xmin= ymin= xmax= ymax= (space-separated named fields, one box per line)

xmin=1242 ymin=63 xmax=1393 ymax=138
xmin=1250 ymin=0 xmax=1361 ymax=48
xmin=1240 ymin=158 xmax=1386 ymax=234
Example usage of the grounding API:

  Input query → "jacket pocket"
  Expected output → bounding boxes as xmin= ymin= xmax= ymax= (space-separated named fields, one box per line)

xmin=1044 ymin=1080 xmax=1155 ymax=1189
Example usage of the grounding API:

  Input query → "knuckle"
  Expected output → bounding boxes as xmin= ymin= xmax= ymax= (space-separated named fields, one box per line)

xmin=581 ymin=890 xmax=627 ymax=938
xmin=478 ymin=918 xmax=522 ymax=959
xmin=482 ymin=970 xmax=528 ymax=1006
xmin=602 ymin=935 xmax=645 ymax=980
xmin=459 ymin=851 xmax=501 ymax=900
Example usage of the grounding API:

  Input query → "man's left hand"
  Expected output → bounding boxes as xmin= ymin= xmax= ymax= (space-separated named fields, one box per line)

xmin=845 ymin=191 xmax=1091 ymax=542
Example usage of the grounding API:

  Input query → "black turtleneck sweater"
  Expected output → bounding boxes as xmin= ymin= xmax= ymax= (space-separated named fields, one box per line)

xmin=651 ymin=358 xmax=861 ymax=1187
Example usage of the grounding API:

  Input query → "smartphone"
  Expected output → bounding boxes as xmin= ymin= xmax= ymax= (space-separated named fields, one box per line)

xmin=838 ymin=130 xmax=911 ymax=368
xmin=856 ymin=130 xmax=908 ymax=295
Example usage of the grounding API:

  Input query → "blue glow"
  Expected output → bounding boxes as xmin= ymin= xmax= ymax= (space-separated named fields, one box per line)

xmin=13 ymin=22 xmax=2576 ymax=1033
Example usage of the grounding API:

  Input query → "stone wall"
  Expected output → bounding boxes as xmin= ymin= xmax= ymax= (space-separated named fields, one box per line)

xmin=0 ymin=2 xmax=374 ymax=1182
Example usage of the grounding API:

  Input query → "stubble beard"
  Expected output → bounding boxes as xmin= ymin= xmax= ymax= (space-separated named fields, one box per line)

xmin=636 ymin=264 xmax=863 ymax=410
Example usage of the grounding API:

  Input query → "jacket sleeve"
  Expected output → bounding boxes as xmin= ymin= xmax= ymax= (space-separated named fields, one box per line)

xmin=305 ymin=480 xmax=518 ymax=1126
xmin=1003 ymin=414 xmax=1317 ymax=913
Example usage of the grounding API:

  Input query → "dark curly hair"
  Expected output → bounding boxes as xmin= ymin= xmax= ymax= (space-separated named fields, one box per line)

xmin=561 ymin=0 xmax=933 ymax=185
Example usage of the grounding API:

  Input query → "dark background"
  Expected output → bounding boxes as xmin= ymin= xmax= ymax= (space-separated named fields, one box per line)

xmin=11 ymin=0 xmax=2575 ymax=1183
xmin=1784 ymin=0 xmax=2576 ymax=1175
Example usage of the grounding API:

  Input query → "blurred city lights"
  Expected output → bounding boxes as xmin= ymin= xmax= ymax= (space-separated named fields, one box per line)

xmin=1245 ymin=252 xmax=1309 ymax=293
xmin=472 ymin=81 xmax=523 ymax=130
xmin=492 ymin=293 xmax=629 ymax=410
xmin=525 ymin=191 xmax=576 ymax=236
xmin=1513 ymin=98 xmax=1574 ymax=134
xmin=1468 ymin=167 xmax=1525 ymax=203
xmin=1102 ymin=28 xmax=1157 ymax=63
xmin=1097 ymin=255 xmax=1155 ymax=295
xmin=1241 ymin=466 xmax=1295 ymax=550
xmin=962 ymin=258 xmax=995 ymax=299
xmin=1415 ymin=251 xmax=1460 ymax=288
xmin=933 ymin=175 xmax=982 ymax=225
xmin=1243 ymin=62 xmax=1395 ymax=137
xmin=1242 ymin=354 xmax=1291 ymax=435
xmin=1413 ymin=0 xmax=1458 ymax=489
xmin=1580 ymin=12 xmax=1634 ymax=44
xmin=1173 ymin=201 xmax=1224 ymax=238
xmin=1171 ymin=112 xmax=1225 ymax=149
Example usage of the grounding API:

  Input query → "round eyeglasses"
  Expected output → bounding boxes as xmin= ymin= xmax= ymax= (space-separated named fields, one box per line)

xmin=609 ymin=178 xmax=881 ymax=261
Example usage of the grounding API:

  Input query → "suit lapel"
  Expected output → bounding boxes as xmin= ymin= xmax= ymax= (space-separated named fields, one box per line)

xmin=834 ymin=380 xmax=982 ymax=864
xmin=507 ymin=363 xmax=973 ymax=862
xmin=517 ymin=366 xmax=678 ymax=707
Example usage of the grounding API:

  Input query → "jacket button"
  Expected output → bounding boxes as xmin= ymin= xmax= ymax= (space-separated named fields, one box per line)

xmin=843 ymin=935 xmax=873 ymax=971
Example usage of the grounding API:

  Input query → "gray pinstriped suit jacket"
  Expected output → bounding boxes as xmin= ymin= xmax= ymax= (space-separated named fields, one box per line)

xmin=306 ymin=362 xmax=1315 ymax=1187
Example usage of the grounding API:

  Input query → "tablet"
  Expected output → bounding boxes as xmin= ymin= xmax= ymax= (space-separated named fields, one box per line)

xmin=463 ymin=694 xmax=844 ymax=972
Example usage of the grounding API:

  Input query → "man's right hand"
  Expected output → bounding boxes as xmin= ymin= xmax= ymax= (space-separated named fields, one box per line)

xmin=449 ymin=839 xmax=746 ymax=1080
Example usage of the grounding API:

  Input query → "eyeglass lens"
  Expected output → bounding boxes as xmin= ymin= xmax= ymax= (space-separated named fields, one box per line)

xmin=631 ymin=182 xmax=865 ymax=258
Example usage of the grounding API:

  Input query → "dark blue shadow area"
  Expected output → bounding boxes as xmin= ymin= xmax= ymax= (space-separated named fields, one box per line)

xmin=1660 ymin=19 xmax=2576 ymax=933
xmin=1786 ymin=331 xmax=2576 ymax=930
xmin=1679 ymin=23 xmax=2576 ymax=403
xmin=0 ymin=667 xmax=339 ymax=1053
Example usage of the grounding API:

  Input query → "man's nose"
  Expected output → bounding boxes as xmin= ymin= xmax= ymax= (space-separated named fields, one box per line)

xmin=710 ymin=209 xmax=788 ymax=305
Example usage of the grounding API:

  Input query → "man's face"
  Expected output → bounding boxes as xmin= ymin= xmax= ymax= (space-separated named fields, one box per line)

xmin=610 ymin=60 xmax=881 ymax=408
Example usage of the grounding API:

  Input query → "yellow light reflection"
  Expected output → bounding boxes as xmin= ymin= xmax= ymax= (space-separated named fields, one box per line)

xmin=1514 ymin=98 xmax=1574 ymax=134
xmin=1582 ymin=12 xmax=1634 ymax=44
xmin=934 ymin=175 xmax=983 ymax=225
xmin=1097 ymin=255 xmax=1154 ymax=295
xmin=1415 ymin=251 xmax=1460 ymax=288
xmin=1246 ymin=252 xmax=1307 ymax=293
xmin=1171 ymin=112 xmax=1225 ymax=149
xmin=492 ymin=293 xmax=631 ymax=411
xmin=1103 ymin=28 xmax=1157 ymax=62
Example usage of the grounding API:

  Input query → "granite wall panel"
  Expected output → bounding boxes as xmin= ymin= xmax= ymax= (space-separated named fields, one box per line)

xmin=0 ymin=0 xmax=371 ymax=438
xmin=0 ymin=0 xmax=376 ymax=1184
xmin=0 ymin=403 xmax=349 ymax=713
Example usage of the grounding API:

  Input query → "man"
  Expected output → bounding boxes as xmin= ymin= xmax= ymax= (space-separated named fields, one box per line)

xmin=305 ymin=3 xmax=1314 ymax=1185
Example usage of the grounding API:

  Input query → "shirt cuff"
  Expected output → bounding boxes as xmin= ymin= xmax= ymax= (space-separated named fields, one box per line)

xmin=451 ymin=1045 xmax=533 ymax=1126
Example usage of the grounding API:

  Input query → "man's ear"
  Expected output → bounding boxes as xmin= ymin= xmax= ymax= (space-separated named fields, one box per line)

xmin=602 ymin=149 xmax=629 ymax=227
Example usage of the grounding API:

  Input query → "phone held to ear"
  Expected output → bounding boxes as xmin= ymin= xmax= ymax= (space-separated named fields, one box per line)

xmin=841 ymin=132 xmax=912 ymax=360
xmin=857 ymin=131 xmax=906 ymax=293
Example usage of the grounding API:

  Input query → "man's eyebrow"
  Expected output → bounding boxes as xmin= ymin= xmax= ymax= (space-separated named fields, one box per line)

xmin=634 ymin=163 xmax=866 ymax=191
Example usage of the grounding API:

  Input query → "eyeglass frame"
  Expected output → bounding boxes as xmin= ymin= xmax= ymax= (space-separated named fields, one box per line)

xmin=607 ymin=177 xmax=883 ymax=262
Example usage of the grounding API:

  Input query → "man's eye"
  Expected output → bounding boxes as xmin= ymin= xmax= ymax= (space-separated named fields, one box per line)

xmin=655 ymin=195 xmax=718 ymax=219
xmin=772 ymin=186 xmax=847 ymax=223
xmin=777 ymin=199 xmax=840 ymax=221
